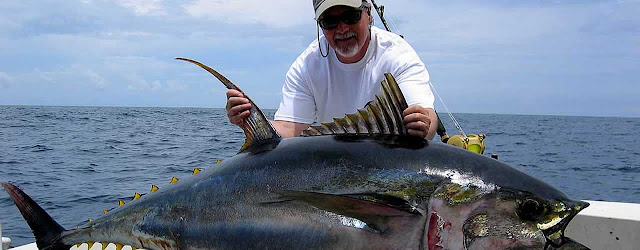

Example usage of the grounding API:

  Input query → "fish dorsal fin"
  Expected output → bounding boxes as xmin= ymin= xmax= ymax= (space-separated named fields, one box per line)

xmin=273 ymin=190 xmax=418 ymax=232
xmin=176 ymin=58 xmax=281 ymax=153
xmin=302 ymin=73 xmax=409 ymax=136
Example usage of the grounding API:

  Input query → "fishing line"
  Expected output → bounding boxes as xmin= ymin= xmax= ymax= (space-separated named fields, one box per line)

xmin=429 ymin=81 xmax=467 ymax=137
xmin=386 ymin=11 xmax=403 ymax=37
xmin=370 ymin=0 xmax=468 ymax=137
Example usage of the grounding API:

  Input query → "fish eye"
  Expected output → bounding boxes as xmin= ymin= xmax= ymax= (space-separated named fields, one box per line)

xmin=517 ymin=197 xmax=546 ymax=221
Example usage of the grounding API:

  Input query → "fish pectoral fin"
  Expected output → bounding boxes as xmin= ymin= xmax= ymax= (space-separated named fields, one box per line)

xmin=273 ymin=190 xmax=418 ymax=232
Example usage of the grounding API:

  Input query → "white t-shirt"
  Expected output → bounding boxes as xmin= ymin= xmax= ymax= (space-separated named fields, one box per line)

xmin=274 ymin=26 xmax=434 ymax=124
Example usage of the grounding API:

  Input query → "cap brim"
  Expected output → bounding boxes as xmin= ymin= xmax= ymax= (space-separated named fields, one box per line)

xmin=315 ymin=0 xmax=362 ymax=19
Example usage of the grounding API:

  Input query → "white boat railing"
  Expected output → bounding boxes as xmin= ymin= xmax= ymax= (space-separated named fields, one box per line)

xmin=565 ymin=200 xmax=640 ymax=250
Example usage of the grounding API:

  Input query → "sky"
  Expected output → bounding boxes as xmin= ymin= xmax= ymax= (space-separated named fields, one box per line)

xmin=0 ymin=0 xmax=638 ymax=117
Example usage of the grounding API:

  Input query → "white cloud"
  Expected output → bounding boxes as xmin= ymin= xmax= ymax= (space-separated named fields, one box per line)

xmin=166 ymin=80 xmax=187 ymax=91
xmin=99 ymin=56 xmax=189 ymax=92
xmin=126 ymin=79 xmax=187 ymax=92
xmin=34 ymin=68 xmax=55 ymax=83
xmin=18 ymin=33 xmax=127 ymax=57
xmin=390 ymin=2 xmax=586 ymax=48
xmin=31 ymin=65 xmax=110 ymax=90
xmin=127 ymin=79 xmax=163 ymax=91
xmin=0 ymin=16 xmax=21 ymax=32
xmin=104 ymin=56 xmax=173 ymax=72
xmin=0 ymin=71 xmax=12 ymax=82
xmin=114 ymin=0 xmax=166 ymax=16
xmin=183 ymin=0 xmax=314 ymax=29
xmin=86 ymin=70 xmax=108 ymax=89
xmin=0 ymin=71 xmax=12 ymax=88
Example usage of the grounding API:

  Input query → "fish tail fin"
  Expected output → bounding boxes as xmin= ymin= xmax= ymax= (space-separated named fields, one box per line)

xmin=1 ymin=182 xmax=71 ymax=250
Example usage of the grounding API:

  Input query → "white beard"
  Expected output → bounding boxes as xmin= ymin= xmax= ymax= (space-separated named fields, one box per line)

xmin=333 ymin=32 xmax=360 ymax=58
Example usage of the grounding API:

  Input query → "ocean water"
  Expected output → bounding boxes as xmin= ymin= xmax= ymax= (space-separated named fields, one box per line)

xmin=0 ymin=105 xmax=638 ymax=246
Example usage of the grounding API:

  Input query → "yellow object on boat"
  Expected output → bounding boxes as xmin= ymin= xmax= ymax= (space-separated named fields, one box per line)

xmin=444 ymin=134 xmax=485 ymax=154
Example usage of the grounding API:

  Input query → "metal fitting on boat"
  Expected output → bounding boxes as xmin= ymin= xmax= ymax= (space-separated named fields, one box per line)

xmin=1 ymin=222 xmax=12 ymax=250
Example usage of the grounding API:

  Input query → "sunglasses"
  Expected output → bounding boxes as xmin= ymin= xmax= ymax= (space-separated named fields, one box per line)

xmin=318 ymin=9 xmax=363 ymax=30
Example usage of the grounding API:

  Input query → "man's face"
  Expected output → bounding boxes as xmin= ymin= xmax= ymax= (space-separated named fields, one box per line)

xmin=319 ymin=5 xmax=371 ymax=63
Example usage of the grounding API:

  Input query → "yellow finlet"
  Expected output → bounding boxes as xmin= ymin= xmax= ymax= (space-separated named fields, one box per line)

xmin=118 ymin=200 xmax=125 ymax=207
xmin=150 ymin=184 xmax=159 ymax=192
xmin=216 ymin=159 xmax=222 ymax=164
xmin=131 ymin=247 xmax=137 ymax=250
xmin=170 ymin=177 xmax=179 ymax=184
xmin=193 ymin=168 xmax=201 ymax=175
xmin=133 ymin=192 xmax=142 ymax=200
xmin=87 ymin=241 xmax=95 ymax=249
xmin=103 ymin=210 xmax=109 ymax=214
xmin=101 ymin=242 xmax=108 ymax=250
xmin=76 ymin=243 xmax=82 ymax=248
xmin=115 ymin=243 xmax=123 ymax=250
xmin=88 ymin=218 xmax=93 ymax=222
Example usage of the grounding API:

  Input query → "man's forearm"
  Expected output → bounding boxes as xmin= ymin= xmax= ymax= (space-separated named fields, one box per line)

xmin=270 ymin=120 xmax=311 ymax=138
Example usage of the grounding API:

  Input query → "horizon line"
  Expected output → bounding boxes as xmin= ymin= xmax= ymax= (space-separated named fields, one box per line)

xmin=1 ymin=104 xmax=638 ymax=119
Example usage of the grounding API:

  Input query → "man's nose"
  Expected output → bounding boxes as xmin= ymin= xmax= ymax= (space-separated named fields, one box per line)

xmin=335 ymin=21 xmax=350 ymax=33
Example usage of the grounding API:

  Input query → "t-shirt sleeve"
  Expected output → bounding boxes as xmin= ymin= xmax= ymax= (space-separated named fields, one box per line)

xmin=392 ymin=44 xmax=435 ymax=110
xmin=273 ymin=63 xmax=316 ymax=124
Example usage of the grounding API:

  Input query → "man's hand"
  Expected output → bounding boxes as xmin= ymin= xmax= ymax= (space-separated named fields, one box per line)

xmin=403 ymin=105 xmax=437 ymax=140
xmin=226 ymin=89 xmax=309 ymax=137
xmin=226 ymin=89 xmax=252 ymax=127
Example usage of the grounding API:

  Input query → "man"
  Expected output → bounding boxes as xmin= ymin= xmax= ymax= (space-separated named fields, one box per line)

xmin=226 ymin=0 xmax=437 ymax=139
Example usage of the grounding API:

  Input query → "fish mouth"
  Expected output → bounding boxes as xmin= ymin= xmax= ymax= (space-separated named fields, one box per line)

xmin=542 ymin=200 xmax=589 ymax=248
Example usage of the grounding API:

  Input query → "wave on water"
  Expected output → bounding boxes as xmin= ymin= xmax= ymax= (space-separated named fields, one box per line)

xmin=105 ymin=145 xmax=127 ymax=151
xmin=608 ymin=166 xmax=640 ymax=173
xmin=0 ymin=160 xmax=23 ymax=164
xmin=20 ymin=144 xmax=54 ymax=152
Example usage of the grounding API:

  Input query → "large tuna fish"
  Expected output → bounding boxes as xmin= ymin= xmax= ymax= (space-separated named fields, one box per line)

xmin=2 ymin=58 xmax=589 ymax=250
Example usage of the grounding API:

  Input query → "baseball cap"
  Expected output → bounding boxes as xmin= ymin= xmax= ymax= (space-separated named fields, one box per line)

xmin=313 ymin=0 xmax=362 ymax=19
